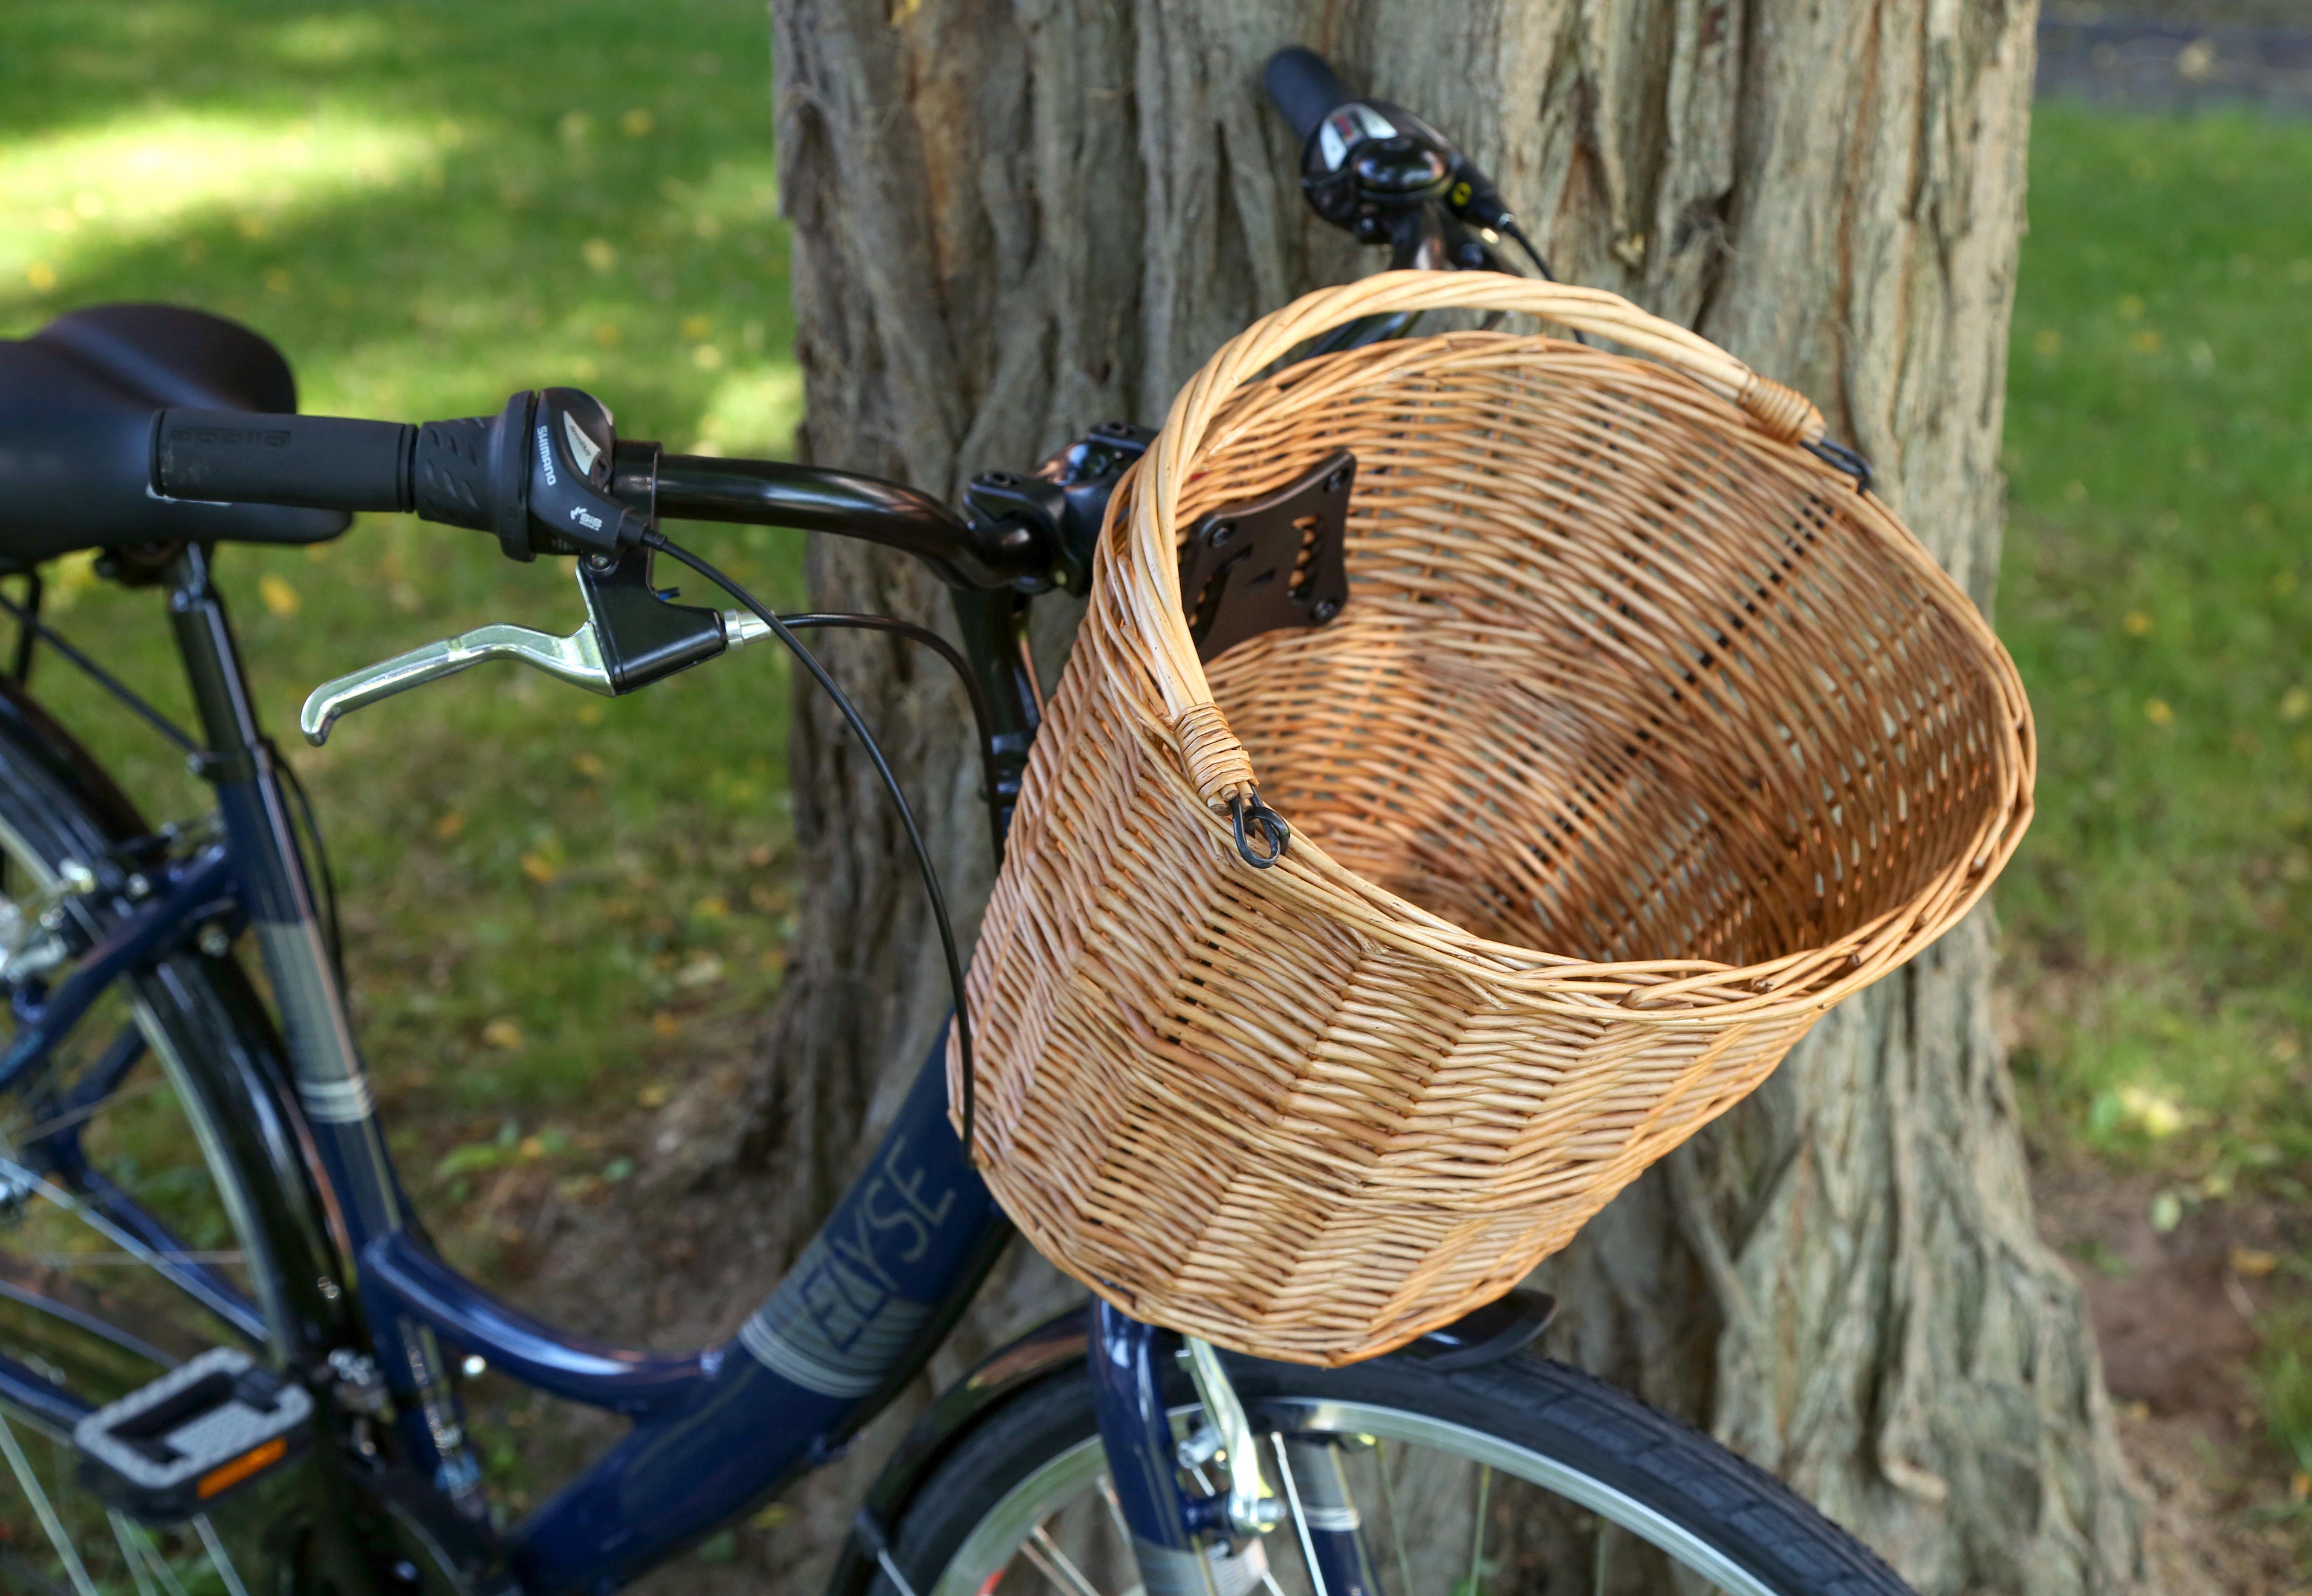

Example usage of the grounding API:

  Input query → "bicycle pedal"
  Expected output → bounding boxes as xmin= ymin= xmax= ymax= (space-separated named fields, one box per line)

xmin=73 ymin=1346 xmax=313 ymax=1523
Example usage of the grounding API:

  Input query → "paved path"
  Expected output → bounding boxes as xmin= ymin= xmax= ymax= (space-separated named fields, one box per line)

xmin=2039 ymin=6 xmax=2312 ymax=112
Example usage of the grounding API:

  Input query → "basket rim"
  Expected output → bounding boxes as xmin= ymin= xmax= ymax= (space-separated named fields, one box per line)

xmin=1072 ymin=314 xmax=2036 ymax=1024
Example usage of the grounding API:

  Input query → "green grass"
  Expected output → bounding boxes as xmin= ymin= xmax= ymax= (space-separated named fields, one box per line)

xmin=0 ymin=1 xmax=807 ymax=1223
xmin=1999 ymin=104 xmax=2312 ymax=1209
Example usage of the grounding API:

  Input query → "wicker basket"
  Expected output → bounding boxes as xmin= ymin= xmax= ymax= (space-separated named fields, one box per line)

xmin=953 ymin=272 xmax=2033 ymax=1366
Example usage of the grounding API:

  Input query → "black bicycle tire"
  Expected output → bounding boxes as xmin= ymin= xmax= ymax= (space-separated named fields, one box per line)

xmin=0 ymin=704 xmax=314 ymax=1594
xmin=876 ymin=1349 xmax=1915 ymax=1596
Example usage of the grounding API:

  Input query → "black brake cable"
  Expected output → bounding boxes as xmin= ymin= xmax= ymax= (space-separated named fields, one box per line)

xmin=775 ymin=614 xmax=1007 ymax=861
xmin=645 ymin=533 xmax=983 ymax=1155
xmin=1497 ymin=220 xmax=1594 ymax=348
xmin=272 ymin=750 xmax=347 ymax=992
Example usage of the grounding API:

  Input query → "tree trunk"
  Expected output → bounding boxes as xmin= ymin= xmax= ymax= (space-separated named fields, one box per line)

xmin=743 ymin=1 xmax=2149 ymax=1589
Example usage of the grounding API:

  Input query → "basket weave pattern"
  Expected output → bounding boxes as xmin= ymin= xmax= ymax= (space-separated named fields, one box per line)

xmin=955 ymin=274 xmax=2034 ymax=1365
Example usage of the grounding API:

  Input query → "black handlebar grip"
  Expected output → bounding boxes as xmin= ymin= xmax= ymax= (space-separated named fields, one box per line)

xmin=153 ymin=410 xmax=416 ymax=513
xmin=1264 ymin=47 xmax=1356 ymax=142
xmin=411 ymin=414 xmax=496 ymax=531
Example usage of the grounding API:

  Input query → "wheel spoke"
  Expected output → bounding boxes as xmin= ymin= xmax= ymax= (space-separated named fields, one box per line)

xmin=1270 ymin=1431 xmax=1331 ymax=1596
xmin=193 ymin=1514 xmax=252 ymax=1596
xmin=1023 ymin=1522 xmax=1108 ymax=1596
xmin=0 ymin=1402 xmax=99 ymax=1596
xmin=1463 ymin=1464 xmax=1491 ymax=1596
xmin=1371 ymin=1439 xmax=1416 ymax=1596
xmin=122 ymin=1517 xmax=196 ymax=1596
xmin=1092 ymin=1474 xmax=1129 ymax=1544
xmin=107 ymin=1511 xmax=161 ymax=1596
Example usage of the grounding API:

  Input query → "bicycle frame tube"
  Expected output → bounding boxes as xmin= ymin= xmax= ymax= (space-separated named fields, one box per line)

xmin=0 ymin=537 xmax=1195 ymax=1596
xmin=163 ymin=544 xmax=486 ymax=1508
xmin=154 ymin=542 xmax=1033 ymax=1591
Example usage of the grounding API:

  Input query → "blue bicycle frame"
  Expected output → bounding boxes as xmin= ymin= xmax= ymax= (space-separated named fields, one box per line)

xmin=0 ymin=538 xmax=1257 ymax=1596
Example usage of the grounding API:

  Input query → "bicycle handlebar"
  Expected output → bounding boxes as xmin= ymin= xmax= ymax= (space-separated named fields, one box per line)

xmin=150 ymin=393 xmax=1042 ymax=591
xmin=1263 ymin=47 xmax=1355 ymax=142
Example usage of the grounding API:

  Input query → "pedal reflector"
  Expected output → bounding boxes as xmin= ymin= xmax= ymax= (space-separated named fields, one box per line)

xmin=74 ymin=1347 xmax=312 ymax=1522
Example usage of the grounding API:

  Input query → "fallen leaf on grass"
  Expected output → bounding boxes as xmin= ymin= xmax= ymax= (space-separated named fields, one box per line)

xmin=2230 ymin=1247 xmax=2280 ymax=1279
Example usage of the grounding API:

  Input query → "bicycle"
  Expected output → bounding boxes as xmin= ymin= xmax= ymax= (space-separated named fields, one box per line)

xmin=0 ymin=47 xmax=1913 ymax=1596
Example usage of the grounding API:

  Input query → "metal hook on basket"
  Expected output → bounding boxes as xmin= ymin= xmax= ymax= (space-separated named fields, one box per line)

xmin=1802 ymin=437 xmax=1875 ymax=495
xmin=1230 ymin=792 xmax=1290 ymax=869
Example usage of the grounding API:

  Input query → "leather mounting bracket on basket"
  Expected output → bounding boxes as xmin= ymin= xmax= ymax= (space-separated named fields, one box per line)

xmin=1178 ymin=449 xmax=1353 ymax=662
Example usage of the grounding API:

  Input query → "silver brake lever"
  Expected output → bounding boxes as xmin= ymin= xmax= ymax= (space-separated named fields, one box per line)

xmin=299 ymin=623 xmax=613 ymax=746
xmin=299 ymin=609 xmax=773 ymax=746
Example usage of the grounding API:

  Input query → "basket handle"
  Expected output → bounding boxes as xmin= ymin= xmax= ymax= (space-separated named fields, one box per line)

xmin=1127 ymin=270 xmax=1828 ymax=811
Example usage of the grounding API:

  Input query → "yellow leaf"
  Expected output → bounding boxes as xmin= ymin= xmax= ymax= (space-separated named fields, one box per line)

xmin=481 ymin=1017 xmax=524 ymax=1051
xmin=519 ymin=1135 xmax=545 ymax=1159
xmin=2230 ymin=1247 xmax=2279 ymax=1279
xmin=637 ymin=1081 xmax=670 ymax=1106
xmin=680 ymin=314 xmax=712 ymax=341
xmin=693 ymin=895 xmax=728 ymax=919
xmin=519 ymin=851 xmax=558 ymax=885
xmin=258 ymin=573 xmax=300 ymax=616
xmin=572 ymin=750 xmax=606 ymax=779
xmin=26 ymin=261 xmax=57 ymax=293
xmin=433 ymin=810 xmax=466 ymax=840
xmin=2142 ymin=697 xmax=2174 ymax=727
xmin=582 ymin=237 xmax=617 ymax=272
xmin=2117 ymin=1085 xmax=2187 ymax=1137
xmin=649 ymin=1013 xmax=682 ymax=1040
xmin=2122 ymin=610 xmax=2153 ymax=636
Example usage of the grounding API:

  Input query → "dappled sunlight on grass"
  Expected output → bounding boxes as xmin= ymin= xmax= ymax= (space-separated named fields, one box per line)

xmin=0 ymin=108 xmax=434 ymax=295
xmin=2001 ymin=107 xmax=2312 ymax=1208
xmin=0 ymin=2 xmax=809 ymax=1262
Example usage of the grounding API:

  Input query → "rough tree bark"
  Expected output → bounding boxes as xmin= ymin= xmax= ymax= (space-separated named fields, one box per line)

xmin=740 ymin=2 xmax=2149 ymax=1590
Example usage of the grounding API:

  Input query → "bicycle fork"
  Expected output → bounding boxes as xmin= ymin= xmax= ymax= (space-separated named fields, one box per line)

xmin=1089 ymin=1302 xmax=1381 ymax=1596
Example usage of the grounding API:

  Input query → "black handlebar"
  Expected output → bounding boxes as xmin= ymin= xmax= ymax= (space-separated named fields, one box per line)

xmin=149 ymin=395 xmax=1043 ymax=592
xmin=1263 ymin=46 xmax=1355 ymax=142
xmin=154 ymin=402 xmax=529 ymax=541
xmin=153 ymin=411 xmax=421 ymax=514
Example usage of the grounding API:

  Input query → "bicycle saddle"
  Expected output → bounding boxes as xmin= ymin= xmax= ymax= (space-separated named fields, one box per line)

xmin=0 ymin=303 xmax=349 ymax=568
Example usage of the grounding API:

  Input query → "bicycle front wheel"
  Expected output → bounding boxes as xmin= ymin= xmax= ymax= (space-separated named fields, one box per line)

xmin=879 ymin=1346 xmax=1913 ymax=1596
